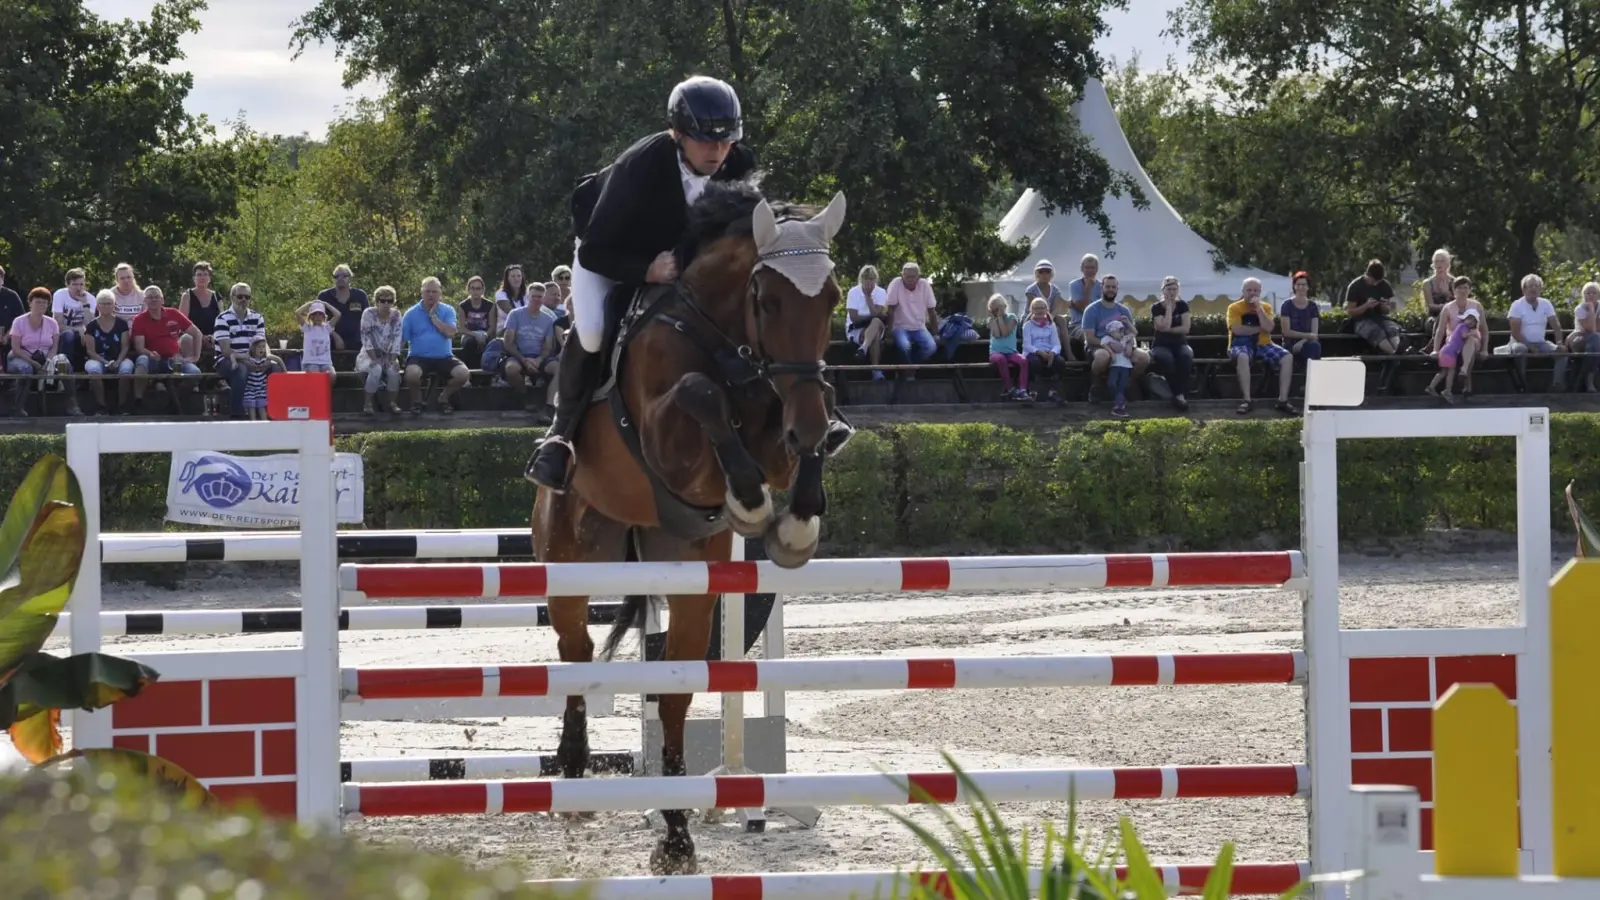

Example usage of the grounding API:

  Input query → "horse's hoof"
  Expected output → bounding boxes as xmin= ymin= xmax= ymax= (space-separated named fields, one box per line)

xmin=763 ymin=513 xmax=820 ymax=569
xmin=649 ymin=841 xmax=699 ymax=876
xmin=724 ymin=486 xmax=774 ymax=538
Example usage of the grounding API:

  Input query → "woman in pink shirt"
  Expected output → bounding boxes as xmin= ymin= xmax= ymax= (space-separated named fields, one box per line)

xmin=9 ymin=288 xmax=83 ymax=417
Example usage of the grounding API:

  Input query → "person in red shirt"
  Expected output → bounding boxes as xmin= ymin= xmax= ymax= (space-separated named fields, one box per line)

xmin=131 ymin=285 xmax=204 ymax=407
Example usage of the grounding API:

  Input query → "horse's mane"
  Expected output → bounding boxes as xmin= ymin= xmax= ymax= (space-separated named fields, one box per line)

xmin=679 ymin=176 xmax=818 ymax=265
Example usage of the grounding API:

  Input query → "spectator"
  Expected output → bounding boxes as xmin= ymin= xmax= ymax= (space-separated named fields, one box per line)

xmin=1280 ymin=272 xmax=1323 ymax=365
xmin=458 ymin=276 xmax=499 ymax=368
xmin=541 ymin=282 xmax=570 ymax=329
xmin=1227 ymin=277 xmax=1297 ymax=416
xmin=495 ymin=264 xmax=529 ymax=316
xmin=1430 ymin=276 xmax=1488 ymax=398
xmin=500 ymin=290 xmax=562 ymax=424
xmin=1024 ymin=260 xmax=1077 ymax=363
xmin=317 ymin=264 xmax=369 ymax=359
xmin=884 ymin=262 xmax=939 ymax=372
xmin=1082 ymin=275 xmax=1150 ymax=402
xmin=985 ymin=294 xmax=1027 ymax=400
xmin=9 ymin=287 xmax=83 ymax=417
xmin=294 ymin=300 xmax=340 ymax=373
xmin=1021 ymin=297 xmax=1066 ymax=404
xmin=1064 ymin=254 xmax=1103 ymax=361
xmin=0 ymin=265 xmax=24 ymax=345
xmin=844 ymin=265 xmax=888 ymax=378
xmin=1426 ymin=307 xmax=1481 ymax=404
xmin=83 ymin=290 xmax=134 ymax=414
xmin=1504 ymin=273 xmax=1568 ymax=390
xmin=212 ymin=283 xmax=267 ymax=419
xmin=1567 ymin=281 xmax=1599 ymax=392
xmin=358 ymin=286 xmax=404 ymax=415
xmin=50 ymin=268 xmax=93 ymax=365
xmin=178 ymin=262 xmax=221 ymax=364
xmin=1101 ymin=318 xmax=1135 ymax=419
xmin=1147 ymin=275 xmax=1193 ymax=412
xmin=401 ymin=277 xmax=469 ymax=414
xmin=1344 ymin=259 xmax=1402 ymax=355
xmin=109 ymin=263 xmax=144 ymax=322
xmin=550 ymin=265 xmax=573 ymax=307
xmin=1417 ymin=248 xmax=1454 ymax=338
xmin=241 ymin=336 xmax=285 ymax=420
xmin=131 ymin=285 xmax=203 ymax=409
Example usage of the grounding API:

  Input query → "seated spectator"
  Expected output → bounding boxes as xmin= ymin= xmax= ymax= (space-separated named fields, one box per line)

xmin=1063 ymin=254 xmax=1104 ymax=361
xmin=178 ymin=261 xmax=221 ymax=365
xmin=541 ymin=281 xmax=568 ymax=321
xmin=1503 ymin=273 xmax=1568 ymax=390
xmin=1280 ymin=272 xmax=1323 ymax=364
xmin=550 ymin=265 xmax=573 ymax=307
xmin=1082 ymin=275 xmax=1149 ymax=402
xmin=241 ymin=337 xmax=286 ymax=420
xmin=358 ymin=286 xmax=404 ymax=415
xmin=401 ymin=277 xmax=469 ymax=415
xmin=844 ymin=265 xmax=888 ymax=378
xmin=294 ymin=300 xmax=339 ymax=373
xmin=457 ymin=276 xmax=498 ymax=368
xmin=884 ymin=262 xmax=938 ymax=372
xmin=9 ymin=287 xmax=83 ymax=417
xmin=1417 ymin=248 xmax=1454 ymax=340
xmin=1227 ymin=277 xmax=1296 ymax=416
xmin=0 ymin=266 xmax=24 ymax=346
xmin=84 ymin=290 xmax=134 ymax=414
xmin=1147 ymin=275 xmax=1192 ymax=412
xmin=317 ymin=264 xmax=369 ymax=359
xmin=212 ymin=283 xmax=267 ymax=419
xmin=1102 ymin=319 xmax=1138 ymax=419
xmin=1430 ymin=276 xmax=1487 ymax=398
xmin=109 ymin=263 xmax=144 ymax=322
xmin=495 ymin=264 xmax=529 ymax=316
xmin=1427 ymin=307 xmax=1481 ymax=404
xmin=1024 ymin=260 xmax=1075 ymax=362
xmin=984 ymin=294 xmax=1027 ymax=400
xmin=1344 ymin=260 xmax=1403 ymax=355
xmin=1568 ymin=281 xmax=1599 ymax=392
xmin=51 ymin=268 xmax=93 ymax=365
xmin=1021 ymin=298 xmax=1066 ymax=405
xmin=500 ymin=295 xmax=562 ymax=424
xmin=131 ymin=285 xmax=203 ymax=409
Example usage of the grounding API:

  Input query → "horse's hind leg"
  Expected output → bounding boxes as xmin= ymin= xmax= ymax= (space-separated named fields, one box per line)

xmin=665 ymin=371 xmax=772 ymax=537
xmin=533 ymin=488 xmax=629 ymax=787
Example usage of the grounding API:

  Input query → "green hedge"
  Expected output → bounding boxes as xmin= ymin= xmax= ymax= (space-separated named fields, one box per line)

xmin=4 ymin=415 xmax=1594 ymax=553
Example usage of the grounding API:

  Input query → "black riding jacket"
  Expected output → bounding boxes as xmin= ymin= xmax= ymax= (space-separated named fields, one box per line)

xmin=571 ymin=131 xmax=757 ymax=286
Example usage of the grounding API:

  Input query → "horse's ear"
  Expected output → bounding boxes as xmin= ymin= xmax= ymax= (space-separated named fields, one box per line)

xmin=752 ymin=199 xmax=779 ymax=251
xmin=814 ymin=191 xmax=846 ymax=243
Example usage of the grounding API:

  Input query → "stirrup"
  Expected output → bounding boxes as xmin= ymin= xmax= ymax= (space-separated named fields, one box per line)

xmin=822 ymin=419 xmax=855 ymax=458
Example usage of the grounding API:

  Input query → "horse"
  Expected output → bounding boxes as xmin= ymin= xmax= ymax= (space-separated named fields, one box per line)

xmin=531 ymin=179 xmax=847 ymax=875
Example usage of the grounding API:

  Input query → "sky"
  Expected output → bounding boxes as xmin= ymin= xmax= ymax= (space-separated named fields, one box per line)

xmin=86 ymin=0 xmax=1192 ymax=140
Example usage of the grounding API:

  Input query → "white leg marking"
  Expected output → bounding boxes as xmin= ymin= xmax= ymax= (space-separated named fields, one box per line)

xmin=776 ymin=512 xmax=821 ymax=549
xmin=725 ymin=485 xmax=773 ymax=525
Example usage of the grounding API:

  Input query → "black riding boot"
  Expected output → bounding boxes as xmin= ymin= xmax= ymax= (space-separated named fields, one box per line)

xmin=524 ymin=335 xmax=599 ymax=491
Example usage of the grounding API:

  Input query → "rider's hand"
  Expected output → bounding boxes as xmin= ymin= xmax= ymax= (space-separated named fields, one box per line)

xmin=646 ymin=252 xmax=678 ymax=284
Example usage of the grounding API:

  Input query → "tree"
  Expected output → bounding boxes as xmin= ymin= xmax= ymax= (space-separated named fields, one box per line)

xmin=0 ymin=0 xmax=266 ymax=292
xmin=1168 ymin=0 xmax=1600 ymax=296
xmin=291 ymin=0 xmax=1139 ymax=283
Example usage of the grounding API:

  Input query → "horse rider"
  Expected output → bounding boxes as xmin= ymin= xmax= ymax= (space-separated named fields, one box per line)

xmin=524 ymin=75 xmax=852 ymax=491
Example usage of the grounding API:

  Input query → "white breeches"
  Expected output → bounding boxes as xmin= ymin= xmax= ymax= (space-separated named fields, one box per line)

xmin=570 ymin=238 xmax=616 ymax=354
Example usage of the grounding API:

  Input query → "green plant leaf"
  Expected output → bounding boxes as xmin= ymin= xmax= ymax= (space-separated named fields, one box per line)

xmin=0 ymin=455 xmax=82 ymax=584
xmin=0 ymin=503 xmax=87 ymax=671
xmin=1566 ymin=481 xmax=1600 ymax=558
xmin=36 ymin=747 xmax=221 ymax=813
xmin=2 ymin=652 xmax=160 ymax=729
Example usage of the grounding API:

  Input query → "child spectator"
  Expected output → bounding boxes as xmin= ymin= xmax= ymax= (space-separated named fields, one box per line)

xmin=1102 ymin=318 xmax=1134 ymax=419
xmin=242 ymin=336 xmax=284 ymax=420
xmin=1570 ymin=281 xmax=1600 ymax=392
xmin=985 ymin=294 xmax=1027 ymax=400
xmin=1427 ymin=307 xmax=1480 ymax=403
xmin=1021 ymin=297 xmax=1066 ymax=404
xmin=294 ymin=300 xmax=339 ymax=373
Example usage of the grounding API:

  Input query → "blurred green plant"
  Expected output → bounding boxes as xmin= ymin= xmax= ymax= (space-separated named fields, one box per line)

xmin=877 ymin=752 xmax=1307 ymax=900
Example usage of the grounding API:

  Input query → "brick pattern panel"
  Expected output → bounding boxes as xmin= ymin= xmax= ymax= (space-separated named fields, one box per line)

xmin=1348 ymin=654 xmax=1521 ymax=852
xmin=110 ymin=676 xmax=300 ymax=820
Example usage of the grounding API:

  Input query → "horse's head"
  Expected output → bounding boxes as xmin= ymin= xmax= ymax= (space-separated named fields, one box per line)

xmin=744 ymin=191 xmax=846 ymax=455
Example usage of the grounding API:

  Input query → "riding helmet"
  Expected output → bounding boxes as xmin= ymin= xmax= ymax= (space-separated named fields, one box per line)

xmin=668 ymin=76 xmax=743 ymax=143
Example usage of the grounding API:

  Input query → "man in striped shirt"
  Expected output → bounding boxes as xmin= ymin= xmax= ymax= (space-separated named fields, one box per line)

xmin=212 ymin=283 xmax=266 ymax=419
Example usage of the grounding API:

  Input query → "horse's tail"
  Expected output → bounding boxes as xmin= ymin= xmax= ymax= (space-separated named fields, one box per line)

xmin=599 ymin=528 xmax=658 ymax=661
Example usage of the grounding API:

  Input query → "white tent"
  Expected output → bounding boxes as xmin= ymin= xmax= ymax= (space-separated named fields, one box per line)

xmin=966 ymin=78 xmax=1293 ymax=314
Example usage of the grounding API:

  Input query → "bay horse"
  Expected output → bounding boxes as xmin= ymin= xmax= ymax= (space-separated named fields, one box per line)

xmin=531 ymin=180 xmax=847 ymax=875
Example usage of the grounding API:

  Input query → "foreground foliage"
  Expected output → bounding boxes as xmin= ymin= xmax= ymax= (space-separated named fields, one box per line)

xmin=0 ymin=769 xmax=560 ymax=899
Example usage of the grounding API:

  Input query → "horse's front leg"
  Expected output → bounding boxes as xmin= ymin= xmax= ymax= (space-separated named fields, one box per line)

xmin=667 ymin=371 xmax=772 ymax=537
